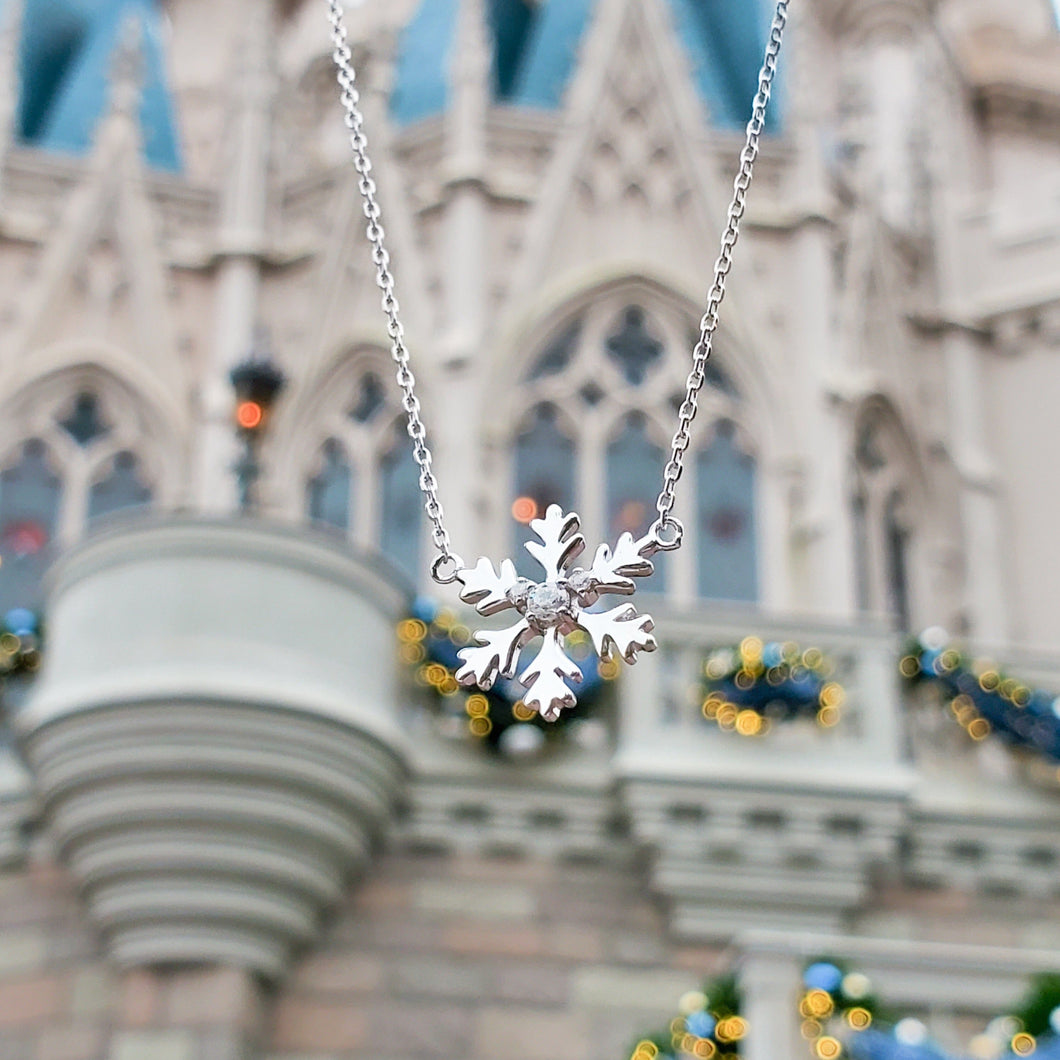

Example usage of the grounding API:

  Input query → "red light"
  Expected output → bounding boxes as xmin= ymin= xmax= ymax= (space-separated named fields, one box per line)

xmin=511 ymin=496 xmax=538 ymax=523
xmin=236 ymin=401 xmax=264 ymax=430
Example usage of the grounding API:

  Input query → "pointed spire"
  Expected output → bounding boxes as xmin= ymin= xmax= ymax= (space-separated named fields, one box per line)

xmin=0 ymin=0 xmax=24 ymax=203
xmin=446 ymin=0 xmax=491 ymax=180
xmin=108 ymin=14 xmax=145 ymax=119
xmin=91 ymin=12 xmax=146 ymax=163
xmin=219 ymin=0 xmax=274 ymax=249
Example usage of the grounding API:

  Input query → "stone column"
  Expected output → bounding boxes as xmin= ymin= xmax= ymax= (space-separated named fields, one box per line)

xmin=433 ymin=0 xmax=492 ymax=560
xmin=194 ymin=0 xmax=275 ymax=514
xmin=940 ymin=329 xmax=1010 ymax=644
xmin=0 ymin=0 xmax=22 ymax=206
xmin=108 ymin=967 xmax=264 ymax=1060
xmin=739 ymin=948 xmax=803 ymax=1060
xmin=785 ymin=2 xmax=856 ymax=618
xmin=929 ymin=71 xmax=1012 ymax=644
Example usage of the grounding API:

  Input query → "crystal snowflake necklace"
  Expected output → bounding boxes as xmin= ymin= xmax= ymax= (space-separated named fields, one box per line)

xmin=327 ymin=0 xmax=789 ymax=721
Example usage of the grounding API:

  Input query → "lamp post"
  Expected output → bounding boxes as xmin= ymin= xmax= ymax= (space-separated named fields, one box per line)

xmin=229 ymin=335 xmax=285 ymax=513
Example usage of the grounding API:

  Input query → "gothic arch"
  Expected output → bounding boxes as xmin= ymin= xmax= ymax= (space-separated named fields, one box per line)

xmin=0 ymin=359 xmax=183 ymax=511
xmin=490 ymin=273 xmax=773 ymax=605
xmin=3 ymin=339 xmax=190 ymax=445
xmin=489 ymin=270 xmax=787 ymax=456
xmin=0 ymin=360 xmax=180 ymax=611
xmin=823 ymin=0 xmax=926 ymax=43
xmin=269 ymin=342 xmax=424 ymax=583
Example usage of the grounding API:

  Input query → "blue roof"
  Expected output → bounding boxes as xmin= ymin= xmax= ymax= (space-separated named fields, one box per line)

xmin=14 ymin=0 xmax=182 ymax=172
xmin=390 ymin=0 xmax=782 ymax=130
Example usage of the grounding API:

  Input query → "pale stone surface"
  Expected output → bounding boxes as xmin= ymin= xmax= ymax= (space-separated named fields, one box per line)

xmin=411 ymin=880 xmax=537 ymax=921
xmin=571 ymin=965 xmax=700 ymax=1011
xmin=110 ymin=1031 xmax=196 ymax=1060
xmin=163 ymin=967 xmax=262 ymax=1030
xmin=473 ymin=1007 xmax=591 ymax=1060
xmin=0 ymin=974 xmax=66 ymax=1029
xmin=36 ymin=1024 xmax=107 ymax=1060
xmin=0 ymin=930 xmax=47 ymax=976
xmin=389 ymin=955 xmax=489 ymax=1000
xmin=287 ymin=953 xmax=385 ymax=995
xmin=69 ymin=968 xmax=117 ymax=1019
xmin=118 ymin=971 xmax=161 ymax=1030
xmin=269 ymin=999 xmax=368 ymax=1053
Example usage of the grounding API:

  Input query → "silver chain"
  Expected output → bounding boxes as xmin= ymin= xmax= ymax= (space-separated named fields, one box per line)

xmin=327 ymin=0 xmax=788 ymax=578
xmin=327 ymin=0 xmax=463 ymax=583
xmin=652 ymin=0 xmax=789 ymax=549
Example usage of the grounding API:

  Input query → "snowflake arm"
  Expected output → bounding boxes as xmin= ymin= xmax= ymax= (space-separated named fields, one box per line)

xmin=455 ymin=618 xmax=531 ymax=691
xmin=458 ymin=557 xmax=520 ymax=615
xmin=584 ymin=531 xmax=655 ymax=596
xmin=451 ymin=505 xmax=664 ymax=721
xmin=524 ymin=505 xmax=585 ymax=579
xmin=519 ymin=628 xmax=582 ymax=721
xmin=578 ymin=604 xmax=657 ymax=664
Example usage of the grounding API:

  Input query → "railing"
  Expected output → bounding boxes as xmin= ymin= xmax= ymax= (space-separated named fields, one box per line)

xmin=615 ymin=601 xmax=908 ymax=786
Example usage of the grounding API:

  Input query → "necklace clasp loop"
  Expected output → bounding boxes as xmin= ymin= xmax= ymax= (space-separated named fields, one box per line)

xmin=647 ymin=516 xmax=684 ymax=553
xmin=431 ymin=553 xmax=465 ymax=586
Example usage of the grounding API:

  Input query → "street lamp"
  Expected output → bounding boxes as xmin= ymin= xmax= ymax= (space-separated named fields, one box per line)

xmin=229 ymin=333 xmax=286 ymax=512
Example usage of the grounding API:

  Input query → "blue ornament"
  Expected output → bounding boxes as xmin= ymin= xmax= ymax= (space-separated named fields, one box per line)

xmin=3 ymin=608 xmax=37 ymax=637
xmin=686 ymin=1011 xmax=716 ymax=1039
xmin=762 ymin=642 xmax=784 ymax=668
xmin=410 ymin=596 xmax=438 ymax=623
xmin=803 ymin=962 xmax=843 ymax=993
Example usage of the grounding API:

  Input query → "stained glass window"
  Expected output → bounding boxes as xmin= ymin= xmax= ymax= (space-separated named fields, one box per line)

xmin=696 ymin=422 xmax=757 ymax=601
xmin=606 ymin=307 xmax=663 ymax=385
xmin=0 ymin=441 xmax=61 ymax=612
xmin=380 ymin=429 xmax=421 ymax=580
xmin=527 ymin=321 xmax=580 ymax=381
xmin=88 ymin=451 xmax=152 ymax=521
xmin=513 ymin=404 xmax=576 ymax=577
xmin=349 ymin=375 xmax=386 ymax=424
xmin=517 ymin=294 xmax=759 ymax=605
xmin=59 ymin=392 xmax=109 ymax=448
xmin=607 ymin=414 xmax=664 ymax=591
xmin=306 ymin=440 xmax=353 ymax=531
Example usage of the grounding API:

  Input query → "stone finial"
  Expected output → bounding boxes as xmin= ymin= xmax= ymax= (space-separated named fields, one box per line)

xmin=0 ymin=0 xmax=24 ymax=203
xmin=107 ymin=14 xmax=146 ymax=121
xmin=446 ymin=0 xmax=490 ymax=176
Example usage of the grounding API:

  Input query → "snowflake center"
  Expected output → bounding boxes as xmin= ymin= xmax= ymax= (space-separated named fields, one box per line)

xmin=522 ymin=581 xmax=574 ymax=628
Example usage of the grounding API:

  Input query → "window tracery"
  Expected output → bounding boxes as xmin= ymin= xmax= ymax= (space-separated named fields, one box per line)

xmin=301 ymin=354 xmax=423 ymax=582
xmin=0 ymin=383 xmax=162 ymax=612
xmin=512 ymin=293 xmax=759 ymax=603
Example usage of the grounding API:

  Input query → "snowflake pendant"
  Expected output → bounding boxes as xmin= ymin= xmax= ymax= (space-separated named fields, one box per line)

xmin=453 ymin=505 xmax=660 ymax=722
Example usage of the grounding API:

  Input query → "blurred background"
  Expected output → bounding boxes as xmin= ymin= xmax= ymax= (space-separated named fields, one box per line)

xmin=2 ymin=0 xmax=1060 ymax=1058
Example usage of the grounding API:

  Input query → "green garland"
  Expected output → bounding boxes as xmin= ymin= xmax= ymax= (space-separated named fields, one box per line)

xmin=0 ymin=610 xmax=41 ymax=682
xmin=630 ymin=973 xmax=746 ymax=1060
xmin=700 ymin=637 xmax=845 ymax=737
xmin=397 ymin=601 xmax=615 ymax=756
xmin=900 ymin=628 xmax=1060 ymax=768
xmin=631 ymin=961 xmax=1060 ymax=1060
xmin=797 ymin=960 xmax=887 ymax=1058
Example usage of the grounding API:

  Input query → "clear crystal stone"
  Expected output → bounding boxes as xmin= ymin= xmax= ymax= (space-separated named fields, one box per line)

xmin=524 ymin=582 xmax=571 ymax=625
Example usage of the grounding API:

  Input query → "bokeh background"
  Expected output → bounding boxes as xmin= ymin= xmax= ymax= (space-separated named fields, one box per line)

xmin=2 ymin=0 xmax=1060 ymax=1058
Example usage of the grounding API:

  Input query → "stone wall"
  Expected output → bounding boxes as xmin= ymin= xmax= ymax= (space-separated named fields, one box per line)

xmin=0 ymin=838 xmax=725 ymax=1060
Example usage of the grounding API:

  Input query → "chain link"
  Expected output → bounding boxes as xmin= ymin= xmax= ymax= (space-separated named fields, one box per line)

xmin=327 ymin=0 xmax=462 ymax=583
xmin=651 ymin=1 xmax=789 ymax=546
xmin=327 ymin=0 xmax=788 ymax=572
